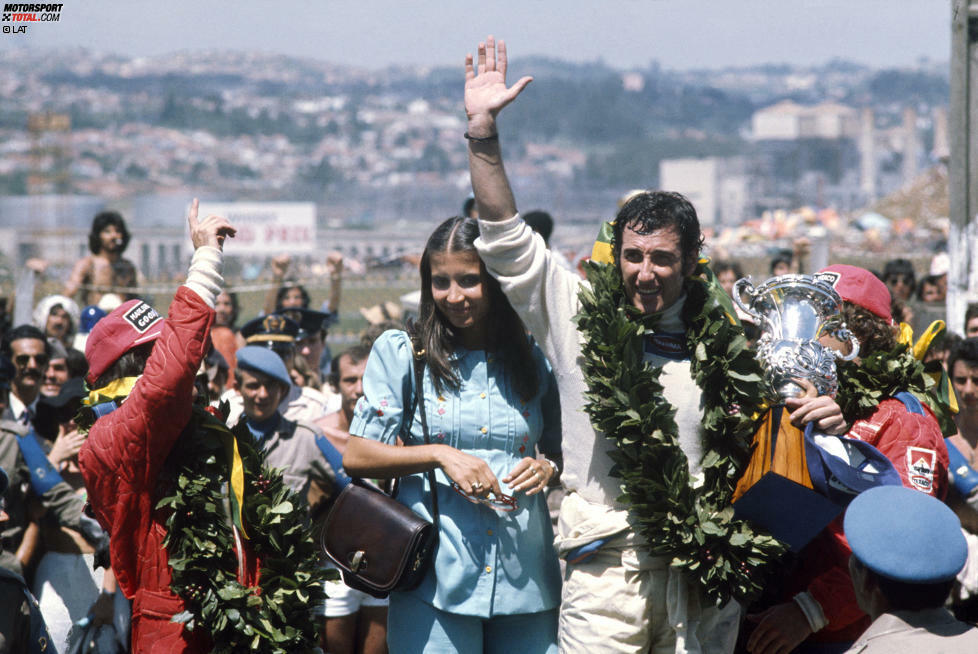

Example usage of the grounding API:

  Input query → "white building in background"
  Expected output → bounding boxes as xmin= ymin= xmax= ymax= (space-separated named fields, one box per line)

xmin=659 ymin=157 xmax=749 ymax=228
xmin=751 ymin=100 xmax=859 ymax=141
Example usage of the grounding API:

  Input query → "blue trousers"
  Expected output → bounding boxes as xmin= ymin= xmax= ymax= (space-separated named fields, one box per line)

xmin=387 ymin=591 xmax=558 ymax=654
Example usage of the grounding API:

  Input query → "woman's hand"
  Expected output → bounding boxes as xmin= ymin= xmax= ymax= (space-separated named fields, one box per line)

xmin=503 ymin=457 xmax=554 ymax=495
xmin=785 ymin=378 xmax=848 ymax=435
xmin=437 ymin=447 xmax=501 ymax=497
xmin=464 ymin=35 xmax=533 ymax=138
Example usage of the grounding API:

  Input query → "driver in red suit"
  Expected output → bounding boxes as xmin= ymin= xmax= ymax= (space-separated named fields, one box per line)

xmin=79 ymin=202 xmax=239 ymax=653
xmin=746 ymin=264 xmax=949 ymax=654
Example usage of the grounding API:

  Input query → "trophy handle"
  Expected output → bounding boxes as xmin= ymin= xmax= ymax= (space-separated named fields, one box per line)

xmin=832 ymin=329 xmax=860 ymax=361
xmin=732 ymin=278 xmax=761 ymax=322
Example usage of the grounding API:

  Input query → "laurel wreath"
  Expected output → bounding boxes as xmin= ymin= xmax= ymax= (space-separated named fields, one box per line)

xmin=157 ymin=406 xmax=326 ymax=653
xmin=835 ymin=344 xmax=956 ymax=437
xmin=575 ymin=260 xmax=787 ymax=605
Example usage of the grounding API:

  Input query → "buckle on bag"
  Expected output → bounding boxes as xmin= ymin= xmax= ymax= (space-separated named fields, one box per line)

xmin=349 ymin=550 xmax=366 ymax=572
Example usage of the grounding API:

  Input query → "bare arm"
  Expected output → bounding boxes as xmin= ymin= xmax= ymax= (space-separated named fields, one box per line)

xmin=63 ymin=257 xmax=91 ymax=300
xmin=263 ymin=254 xmax=290 ymax=315
xmin=344 ymin=435 xmax=502 ymax=497
xmin=464 ymin=36 xmax=533 ymax=222
xmin=325 ymin=251 xmax=343 ymax=314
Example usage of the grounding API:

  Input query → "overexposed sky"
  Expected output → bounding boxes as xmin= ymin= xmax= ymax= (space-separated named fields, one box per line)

xmin=0 ymin=0 xmax=952 ymax=70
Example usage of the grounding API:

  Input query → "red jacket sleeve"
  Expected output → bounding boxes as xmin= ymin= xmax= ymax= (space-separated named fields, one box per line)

xmin=78 ymin=286 xmax=214 ymax=596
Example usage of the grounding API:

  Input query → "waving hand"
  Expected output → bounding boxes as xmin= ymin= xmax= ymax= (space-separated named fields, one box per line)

xmin=464 ymin=36 xmax=533 ymax=137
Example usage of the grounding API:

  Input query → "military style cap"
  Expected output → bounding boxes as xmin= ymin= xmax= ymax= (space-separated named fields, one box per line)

xmin=278 ymin=308 xmax=331 ymax=340
xmin=844 ymin=485 xmax=967 ymax=584
xmin=240 ymin=314 xmax=300 ymax=346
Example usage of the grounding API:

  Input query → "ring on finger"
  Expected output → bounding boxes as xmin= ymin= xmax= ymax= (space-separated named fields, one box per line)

xmin=472 ymin=481 xmax=483 ymax=491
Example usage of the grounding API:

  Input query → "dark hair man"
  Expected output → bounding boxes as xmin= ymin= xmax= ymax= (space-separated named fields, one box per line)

xmin=965 ymin=303 xmax=978 ymax=339
xmin=1 ymin=325 xmax=51 ymax=424
xmin=463 ymin=36 xmax=842 ymax=653
xmin=882 ymin=258 xmax=916 ymax=303
xmin=843 ymin=485 xmax=978 ymax=652
xmin=316 ymin=344 xmax=370 ymax=455
xmin=63 ymin=210 xmax=140 ymax=306
xmin=946 ymin=338 xmax=978 ymax=531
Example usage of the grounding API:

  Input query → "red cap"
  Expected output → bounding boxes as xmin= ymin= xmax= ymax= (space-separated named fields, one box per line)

xmin=85 ymin=299 xmax=165 ymax=385
xmin=818 ymin=264 xmax=892 ymax=323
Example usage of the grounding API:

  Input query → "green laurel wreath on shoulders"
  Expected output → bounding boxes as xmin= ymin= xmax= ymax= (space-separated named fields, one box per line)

xmin=575 ymin=260 xmax=788 ymax=605
xmin=157 ymin=406 xmax=326 ymax=653
xmin=835 ymin=344 xmax=957 ymax=437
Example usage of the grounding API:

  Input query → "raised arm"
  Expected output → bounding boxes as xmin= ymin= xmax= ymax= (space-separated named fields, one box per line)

xmin=263 ymin=254 xmax=291 ymax=315
xmin=325 ymin=251 xmax=343 ymax=314
xmin=464 ymin=36 xmax=533 ymax=222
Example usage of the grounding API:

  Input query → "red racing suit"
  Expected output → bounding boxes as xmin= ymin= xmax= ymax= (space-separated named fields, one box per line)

xmin=79 ymin=286 xmax=259 ymax=653
xmin=788 ymin=394 xmax=950 ymax=644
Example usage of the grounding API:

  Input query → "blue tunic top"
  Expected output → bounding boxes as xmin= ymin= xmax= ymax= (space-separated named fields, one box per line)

xmin=350 ymin=329 xmax=562 ymax=617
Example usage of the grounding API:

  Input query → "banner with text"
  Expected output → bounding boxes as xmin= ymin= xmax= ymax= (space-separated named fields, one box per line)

xmin=196 ymin=202 xmax=317 ymax=255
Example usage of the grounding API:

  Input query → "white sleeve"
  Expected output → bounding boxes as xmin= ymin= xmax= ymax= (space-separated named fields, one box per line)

xmin=475 ymin=214 xmax=584 ymax=371
xmin=182 ymin=246 xmax=223 ymax=308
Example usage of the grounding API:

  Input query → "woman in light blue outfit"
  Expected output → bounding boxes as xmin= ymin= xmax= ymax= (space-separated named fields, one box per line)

xmin=345 ymin=216 xmax=562 ymax=654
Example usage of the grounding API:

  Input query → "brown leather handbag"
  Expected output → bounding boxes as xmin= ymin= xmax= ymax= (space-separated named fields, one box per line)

xmin=321 ymin=343 xmax=439 ymax=599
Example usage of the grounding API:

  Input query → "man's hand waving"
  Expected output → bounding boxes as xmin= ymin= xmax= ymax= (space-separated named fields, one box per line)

xmin=464 ymin=36 xmax=533 ymax=138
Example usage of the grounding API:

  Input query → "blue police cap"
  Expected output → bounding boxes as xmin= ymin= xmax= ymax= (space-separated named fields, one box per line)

xmin=844 ymin=485 xmax=967 ymax=584
xmin=235 ymin=346 xmax=292 ymax=389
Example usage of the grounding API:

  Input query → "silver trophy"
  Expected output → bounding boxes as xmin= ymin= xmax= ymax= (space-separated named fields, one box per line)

xmin=733 ymin=273 xmax=859 ymax=400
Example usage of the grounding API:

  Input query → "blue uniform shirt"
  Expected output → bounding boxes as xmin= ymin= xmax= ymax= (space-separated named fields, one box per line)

xmin=350 ymin=329 xmax=562 ymax=617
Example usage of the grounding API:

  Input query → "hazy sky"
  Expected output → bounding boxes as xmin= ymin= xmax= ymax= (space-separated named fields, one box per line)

xmin=1 ymin=0 xmax=952 ymax=70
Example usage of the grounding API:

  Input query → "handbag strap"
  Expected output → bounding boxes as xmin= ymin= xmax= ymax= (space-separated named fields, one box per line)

xmin=410 ymin=340 xmax=440 ymax=529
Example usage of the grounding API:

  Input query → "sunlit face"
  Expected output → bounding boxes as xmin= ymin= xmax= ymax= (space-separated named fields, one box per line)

xmin=45 ymin=306 xmax=72 ymax=341
xmin=884 ymin=274 xmax=914 ymax=302
xmin=99 ymin=224 xmax=123 ymax=253
xmin=619 ymin=224 xmax=695 ymax=315
xmin=717 ymin=269 xmax=737 ymax=297
xmin=11 ymin=338 xmax=48 ymax=399
xmin=430 ymin=250 xmax=491 ymax=340
xmin=298 ymin=332 xmax=324 ymax=374
xmin=214 ymin=292 xmax=235 ymax=327
xmin=239 ymin=369 xmax=288 ymax=422
xmin=952 ymin=360 xmax=978 ymax=411
xmin=920 ymin=282 xmax=941 ymax=303
xmin=280 ymin=287 xmax=305 ymax=309
xmin=41 ymin=358 xmax=69 ymax=397
xmin=965 ymin=317 xmax=978 ymax=339
xmin=336 ymin=354 xmax=367 ymax=415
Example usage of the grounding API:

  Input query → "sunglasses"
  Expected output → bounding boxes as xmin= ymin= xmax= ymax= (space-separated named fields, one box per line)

xmin=14 ymin=353 xmax=49 ymax=368
xmin=451 ymin=482 xmax=518 ymax=512
xmin=886 ymin=275 xmax=914 ymax=285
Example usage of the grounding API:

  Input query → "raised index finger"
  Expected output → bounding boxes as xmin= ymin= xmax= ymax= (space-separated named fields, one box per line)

xmin=187 ymin=198 xmax=200 ymax=232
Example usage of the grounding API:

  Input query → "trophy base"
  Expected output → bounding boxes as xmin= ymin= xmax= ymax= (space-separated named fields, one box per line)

xmin=733 ymin=472 xmax=842 ymax=552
